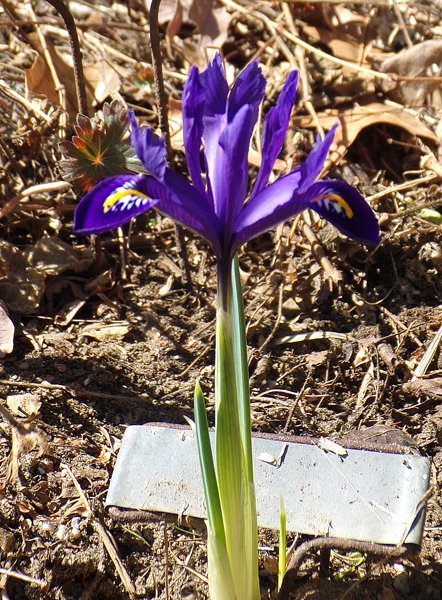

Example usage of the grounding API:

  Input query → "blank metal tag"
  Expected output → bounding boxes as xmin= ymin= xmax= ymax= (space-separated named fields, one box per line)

xmin=105 ymin=424 xmax=431 ymax=545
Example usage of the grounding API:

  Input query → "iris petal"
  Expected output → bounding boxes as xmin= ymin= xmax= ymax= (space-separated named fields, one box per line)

xmin=128 ymin=111 xmax=166 ymax=181
xmin=182 ymin=66 xmax=206 ymax=195
xmin=227 ymin=60 xmax=266 ymax=122
xmin=73 ymin=174 xmax=157 ymax=235
xmin=231 ymin=168 xmax=305 ymax=252
xmin=303 ymin=179 xmax=380 ymax=245
xmin=236 ymin=123 xmax=338 ymax=247
xmin=251 ymin=71 xmax=299 ymax=197
xmin=152 ymin=171 xmax=223 ymax=256
xmin=297 ymin=125 xmax=337 ymax=193
xmin=204 ymin=61 xmax=265 ymax=228
xmin=200 ymin=54 xmax=228 ymax=117
xmin=200 ymin=57 xmax=229 ymax=209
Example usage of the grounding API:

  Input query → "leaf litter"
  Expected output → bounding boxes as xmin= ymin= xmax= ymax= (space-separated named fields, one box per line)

xmin=0 ymin=0 xmax=441 ymax=598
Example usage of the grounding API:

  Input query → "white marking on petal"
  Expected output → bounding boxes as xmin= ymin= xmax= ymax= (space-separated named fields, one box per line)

xmin=103 ymin=181 xmax=150 ymax=214
xmin=314 ymin=193 xmax=354 ymax=219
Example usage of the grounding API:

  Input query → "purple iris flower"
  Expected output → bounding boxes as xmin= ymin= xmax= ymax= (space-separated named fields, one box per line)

xmin=74 ymin=55 xmax=379 ymax=262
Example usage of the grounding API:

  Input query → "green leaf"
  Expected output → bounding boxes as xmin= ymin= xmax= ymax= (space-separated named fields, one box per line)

xmin=278 ymin=495 xmax=287 ymax=590
xmin=193 ymin=380 xmax=224 ymax=542
xmin=214 ymin=260 xmax=260 ymax=599
xmin=418 ymin=208 xmax=442 ymax=225
xmin=231 ymin=256 xmax=254 ymax=481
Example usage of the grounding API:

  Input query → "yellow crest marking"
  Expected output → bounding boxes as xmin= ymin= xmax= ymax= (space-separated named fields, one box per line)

xmin=103 ymin=188 xmax=150 ymax=213
xmin=315 ymin=193 xmax=353 ymax=219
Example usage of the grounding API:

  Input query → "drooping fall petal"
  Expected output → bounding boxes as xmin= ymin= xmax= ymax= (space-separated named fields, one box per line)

xmin=73 ymin=174 xmax=157 ymax=234
xmin=301 ymin=179 xmax=380 ymax=245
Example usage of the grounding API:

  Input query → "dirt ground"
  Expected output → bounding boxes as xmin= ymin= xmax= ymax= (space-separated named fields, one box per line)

xmin=0 ymin=0 xmax=441 ymax=599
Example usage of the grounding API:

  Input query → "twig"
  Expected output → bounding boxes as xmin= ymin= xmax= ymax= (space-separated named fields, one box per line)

xmin=277 ymin=537 xmax=407 ymax=600
xmin=163 ymin=521 xmax=170 ymax=600
xmin=0 ymin=568 xmax=46 ymax=587
xmin=302 ymin=220 xmax=343 ymax=286
xmin=0 ymin=79 xmax=53 ymax=123
xmin=391 ymin=0 xmax=412 ymax=48
xmin=382 ymin=196 xmax=442 ymax=221
xmin=180 ymin=344 xmax=213 ymax=377
xmin=281 ymin=1 xmax=324 ymax=137
xmin=0 ymin=378 xmax=156 ymax=405
xmin=0 ymin=137 xmax=26 ymax=185
xmin=0 ymin=181 xmax=71 ymax=219
xmin=62 ymin=463 xmax=136 ymax=597
xmin=45 ymin=0 xmax=88 ymax=116
xmin=259 ymin=281 xmax=284 ymax=353
xmin=367 ymin=173 xmax=439 ymax=204
xmin=379 ymin=307 xmax=423 ymax=348
xmin=412 ymin=325 xmax=442 ymax=380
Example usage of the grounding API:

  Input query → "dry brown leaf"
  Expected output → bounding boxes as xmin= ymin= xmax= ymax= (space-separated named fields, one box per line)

xmin=379 ymin=40 xmax=442 ymax=106
xmin=145 ymin=0 xmax=230 ymax=46
xmin=25 ymin=32 xmax=83 ymax=119
xmin=0 ymin=403 xmax=48 ymax=485
xmin=78 ymin=322 xmax=131 ymax=342
xmin=330 ymin=4 xmax=368 ymax=28
xmin=6 ymin=394 xmax=41 ymax=418
xmin=0 ymin=241 xmax=46 ymax=314
xmin=302 ymin=24 xmax=367 ymax=64
xmin=168 ymin=96 xmax=184 ymax=152
xmin=26 ymin=236 xmax=95 ymax=277
xmin=83 ymin=63 xmax=122 ymax=105
xmin=294 ymin=102 xmax=438 ymax=171
xmin=0 ymin=238 xmax=94 ymax=314
xmin=54 ymin=299 xmax=87 ymax=327
xmin=0 ymin=302 xmax=14 ymax=357
xmin=25 ymin=33 xmax=120 ymax=118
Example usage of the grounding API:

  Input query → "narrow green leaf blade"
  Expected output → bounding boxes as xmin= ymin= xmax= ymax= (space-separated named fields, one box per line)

xmin=194 ymin=380 xmax=225 ymax=542
xmin=278 ymin=495 xmax=287 ymax=590
xmin=231 ymin=255 xmax=253 ymax=481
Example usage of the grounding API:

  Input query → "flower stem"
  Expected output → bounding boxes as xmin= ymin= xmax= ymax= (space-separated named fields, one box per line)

xmin=214 ymin=256 xmax=259 ymax=599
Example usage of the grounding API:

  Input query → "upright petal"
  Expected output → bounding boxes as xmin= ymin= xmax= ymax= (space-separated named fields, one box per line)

xmin=182 ymin=66 xmax=206 ymax=195
xmin=209 ymin=104 xmax=256 ymax=232
xmin=200 ymin=55 xmax=229 ymax=208
xmin=200 ymin=54 xmax=229 ymax=117
xmin=204 ymin=60 xmax=265 ymax=226
xmin=128 ymin=112 xmax=166 ymax=181
xmin=227 ymin=60 xmax=266 ymax=122
xmin=74 ymin=174 xmax=157 ymax=235
xmin=251 ymin=71 xmax=299 ymax=197
xmin=296 ymin=124 xmax=337 ymax=193
xmin=302 ymin=179 xmax=380 ymax=245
